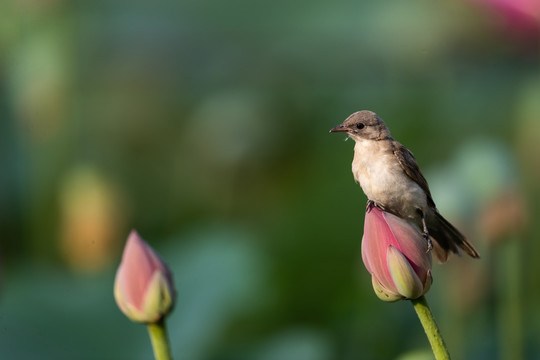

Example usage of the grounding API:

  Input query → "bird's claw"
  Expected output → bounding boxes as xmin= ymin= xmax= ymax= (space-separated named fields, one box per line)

xmin=366 ymin=200 xmax=374 ymax=211
xmin=418 ymin=209 xmax=432 ymax=253
xmin=425 ymin=234 xmax=433 ymax=253
xmin=367 ymin=200 xmax=387 ymax=212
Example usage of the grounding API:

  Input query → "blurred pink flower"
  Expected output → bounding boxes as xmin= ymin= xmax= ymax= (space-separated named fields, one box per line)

xmin=472 ymin=0 xmax=540 ymax=38
xmin=361 ymin=203 xmax=433 ymax=302
xmin=114 ymin=230 xmax=176 ymax=323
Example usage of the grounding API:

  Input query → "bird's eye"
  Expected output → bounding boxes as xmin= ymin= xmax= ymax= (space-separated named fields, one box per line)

xmin=356 ymin=123 xmax=365 ymax=130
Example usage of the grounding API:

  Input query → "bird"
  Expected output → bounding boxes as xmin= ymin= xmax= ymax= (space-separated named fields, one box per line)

xmin=330 ymin=110 xmax=479 ymax=262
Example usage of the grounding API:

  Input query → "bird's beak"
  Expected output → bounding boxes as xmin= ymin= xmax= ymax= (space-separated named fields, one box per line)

xmin=329 ymin=124 xmax=348 ymax=133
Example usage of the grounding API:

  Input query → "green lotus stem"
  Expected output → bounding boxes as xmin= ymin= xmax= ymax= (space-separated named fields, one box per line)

xmin=147 ymin=318 xmax=173 ymax=360
xmin=411 ymin=296 xmax=451 ymax=360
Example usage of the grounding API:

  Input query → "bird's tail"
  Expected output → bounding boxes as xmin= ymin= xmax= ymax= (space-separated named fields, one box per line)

xmin=428 ymin=211 xmax=480 ymax=263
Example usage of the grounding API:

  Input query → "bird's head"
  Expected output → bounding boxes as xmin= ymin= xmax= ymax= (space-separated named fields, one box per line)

xmin=330 ymin=110 xmax=391 ymax=141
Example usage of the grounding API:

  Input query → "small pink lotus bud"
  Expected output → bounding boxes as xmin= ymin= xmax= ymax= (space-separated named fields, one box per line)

xmin=114 ymin=230 xmax=176 ymax=323
xmin=361 ymin=203 xmax=432 ymax=302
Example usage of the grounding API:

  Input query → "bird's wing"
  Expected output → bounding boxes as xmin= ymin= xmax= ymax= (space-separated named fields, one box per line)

xmin=392 ymin=142 xmax=436 ymax=208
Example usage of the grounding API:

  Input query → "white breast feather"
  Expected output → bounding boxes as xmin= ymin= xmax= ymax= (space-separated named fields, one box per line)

xmin=351 ymin=138 xmax=427 ymax=219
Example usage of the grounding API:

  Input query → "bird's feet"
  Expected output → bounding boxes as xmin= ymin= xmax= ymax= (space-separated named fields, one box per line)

xmin=367 ymin=200 xmax=387 ymax=212
xmin=366 ymin=200 xmax=374 ymax=211
xmin=417 ymin=209 xmax=432 ymax=254
xmin=424 ymin=232 xmax=433 ymax=253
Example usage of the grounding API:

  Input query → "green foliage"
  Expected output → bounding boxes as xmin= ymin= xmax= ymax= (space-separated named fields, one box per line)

xmin=1 ymin=0 xmax=539 ymax=359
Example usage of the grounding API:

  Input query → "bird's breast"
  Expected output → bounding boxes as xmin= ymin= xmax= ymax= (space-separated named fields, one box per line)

xmin=351 ymin=140 xmax=427 ymax=219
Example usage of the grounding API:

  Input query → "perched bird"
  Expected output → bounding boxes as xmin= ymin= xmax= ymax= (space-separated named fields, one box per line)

xmin=330 ymin=110 xmax=479 ymax=262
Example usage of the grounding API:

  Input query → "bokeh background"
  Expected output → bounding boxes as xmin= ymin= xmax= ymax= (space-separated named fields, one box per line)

xmin=1 ymin=0 xmax=539 ymax=359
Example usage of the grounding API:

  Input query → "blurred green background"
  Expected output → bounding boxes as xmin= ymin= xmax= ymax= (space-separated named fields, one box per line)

xmin=1 ymin=0 xmax=539 ymax=359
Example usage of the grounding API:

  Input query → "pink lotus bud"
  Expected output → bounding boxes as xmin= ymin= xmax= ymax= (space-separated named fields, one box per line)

xmin=361 ymin=203 xmax=432 ymax=302
xmin=114 ymin=230 xmax=176 ymax=323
